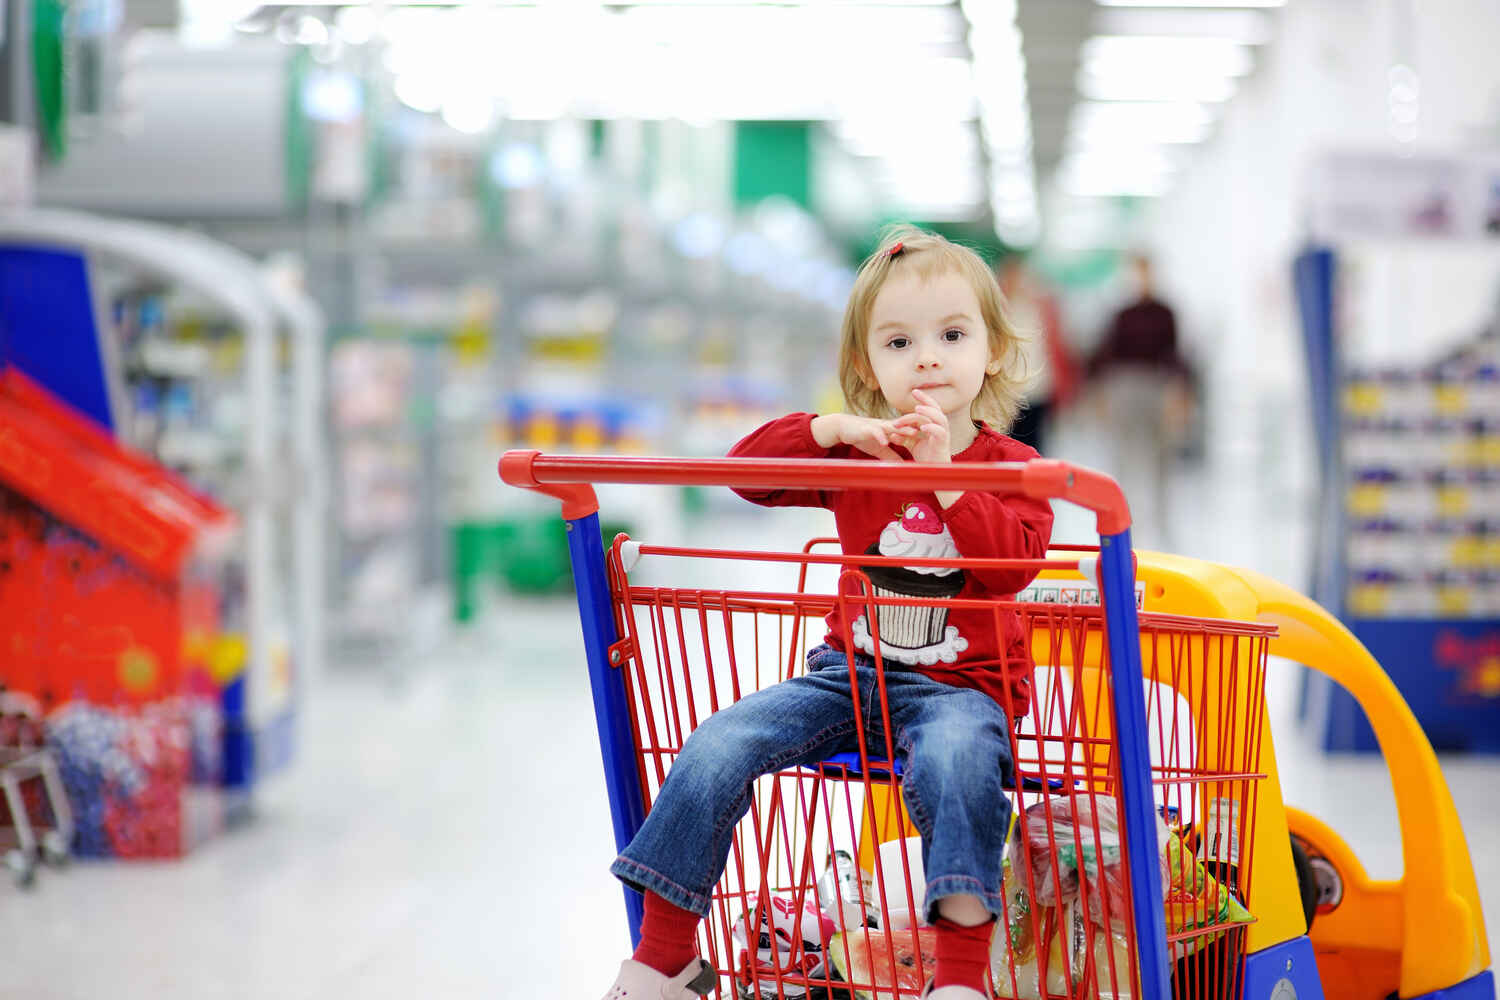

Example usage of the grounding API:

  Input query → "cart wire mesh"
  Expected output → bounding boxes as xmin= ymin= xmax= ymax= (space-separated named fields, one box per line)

xmin=605 ymin=536 xmax=1274 ymax=1000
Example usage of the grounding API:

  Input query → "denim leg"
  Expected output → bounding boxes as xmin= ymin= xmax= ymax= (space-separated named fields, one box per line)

xmin=884 ymin=676 xmax=1015 ymax=922
xmin=610 ymin=653 xmax=866 ymax=916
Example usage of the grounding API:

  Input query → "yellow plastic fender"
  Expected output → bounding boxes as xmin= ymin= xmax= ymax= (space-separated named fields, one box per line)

xmin=855 ymin=550 xmax=1490 ymax=998
xmin=1223 ymin=561 xmax=1491 ymax=997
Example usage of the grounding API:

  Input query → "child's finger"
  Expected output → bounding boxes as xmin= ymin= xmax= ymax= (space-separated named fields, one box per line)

xmin=914 ymin=405 xmax=944 ymax=425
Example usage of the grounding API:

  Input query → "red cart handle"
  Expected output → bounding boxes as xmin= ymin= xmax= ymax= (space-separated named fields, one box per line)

xmin=500 ymin=450 xmax=1131 ymax=534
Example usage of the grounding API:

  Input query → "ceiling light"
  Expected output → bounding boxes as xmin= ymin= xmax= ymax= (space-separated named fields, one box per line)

xmin=490 ymin=144 xmax=545 ymax=190
xmin=1077 ymin=71 xmax=1238 ymax=103
xmin=302 ymin=70 xmax=362 ymax=123
xmin=1072 ymin=100 xmax=1215 ymax=125
xmin=1097 ymin=0 xmax=1284 ymax=7
xmin=1067 ymin=116 xmax=1212 ymax=146
xmin=961 ymin=0 xmax=1018 ymax=26
xmin=1082 ymin=36 xmax=1254 ymax=78
xmin=334 ymin=6 xmax=375 ymax=45
xmin=393 ymin=74 xmax=444 ymax=114
xmin=1093 ymin=8 xmax=1272 ymax=44
xmin=442 ymin=94 xmax=496 ymax=135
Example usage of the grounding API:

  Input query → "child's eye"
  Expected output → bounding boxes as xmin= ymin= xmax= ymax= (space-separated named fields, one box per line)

xmin=887 ymin=337 xmax=910 ymax=350
xmin=943 ymin=328 xmax=964 ymax=342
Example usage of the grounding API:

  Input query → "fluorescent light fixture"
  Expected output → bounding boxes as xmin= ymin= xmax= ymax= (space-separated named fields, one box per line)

xmin=1093 ymin=8 xmax=1272 ymax=44
xmin=302 ymin=69 xmax=363 ymax=123
xmin=1077 ymin=70 xmax=1238 ymax=103
xmin=1067 ymin=117 xmax=1211 ymax=147
xmin=1082 ymin=35 xmax=1254 ymax=77
xmin=442 ymin=94 xmax=497 ymax=135
xmin=1060 ymin=146 xmax=1179 ymax=175
xmin=393 ymin=73 xmax=444 ymax=114
xmin=961 ymin=0 xmax=1018 ymax=27
xmin=489 ymin=143 xmax=545 ymax=190
xmin=1071 ymin=100 xmax=1215 ymax=125
xmin=334 ymin=6 xmax=375 ymax=45
xmin=1097 ymin=0 xmax=1284 ymax=6
xmin=1056 ymin=152 xmax=1176 ymax=197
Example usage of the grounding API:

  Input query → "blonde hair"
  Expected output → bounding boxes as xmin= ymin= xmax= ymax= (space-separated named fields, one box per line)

xmin=838 ymin=224 xmax=1029 ymax=431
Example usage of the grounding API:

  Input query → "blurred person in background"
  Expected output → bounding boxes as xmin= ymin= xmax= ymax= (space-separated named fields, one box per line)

xmin=998 ymin=254 xmax=1079 ymax=456
xmin=1085 ymin=252 xmax=1197 ymax=548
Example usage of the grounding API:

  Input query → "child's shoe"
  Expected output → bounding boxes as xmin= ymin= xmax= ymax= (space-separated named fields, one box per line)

xmin=600 ymin=958 xmax=717 ymax=1000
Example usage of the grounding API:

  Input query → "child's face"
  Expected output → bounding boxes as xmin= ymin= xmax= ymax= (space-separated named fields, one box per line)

xmin=864 ymin=267 xmax=993 ymax=421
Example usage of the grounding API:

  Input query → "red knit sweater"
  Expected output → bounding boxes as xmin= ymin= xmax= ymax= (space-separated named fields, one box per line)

xmin=729 ymin=413 xmax=1054 ymax=717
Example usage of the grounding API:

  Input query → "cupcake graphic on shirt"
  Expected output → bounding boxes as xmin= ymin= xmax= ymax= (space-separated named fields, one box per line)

xmin=852 ymin=502 xmax=970 ymax=665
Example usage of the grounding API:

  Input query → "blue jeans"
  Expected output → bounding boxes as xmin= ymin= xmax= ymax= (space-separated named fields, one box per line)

xmin=610 ymin=644 xmax=1016 ymax=921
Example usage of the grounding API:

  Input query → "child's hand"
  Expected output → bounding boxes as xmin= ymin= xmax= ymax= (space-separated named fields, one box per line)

xmin=811 ymin=413 xmax=904 ymax=461
xmin=900 ymin=389 xmax=951 ymax=464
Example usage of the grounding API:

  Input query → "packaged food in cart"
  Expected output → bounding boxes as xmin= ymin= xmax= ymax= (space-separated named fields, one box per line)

xmin=733 ymin=891 xmax=835 ymax=998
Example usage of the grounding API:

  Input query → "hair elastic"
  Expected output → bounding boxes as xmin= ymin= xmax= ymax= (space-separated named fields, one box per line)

xmin=887 ymin=241 xmax=904 ymax=258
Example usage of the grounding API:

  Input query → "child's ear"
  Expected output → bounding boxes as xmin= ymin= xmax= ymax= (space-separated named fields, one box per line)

xmin=985 ymin=360 xmax=1002 ymax=376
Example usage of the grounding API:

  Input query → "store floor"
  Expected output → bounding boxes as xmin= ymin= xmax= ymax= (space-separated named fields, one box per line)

xmin=6 ymin=447 xmax=1499 ymax=998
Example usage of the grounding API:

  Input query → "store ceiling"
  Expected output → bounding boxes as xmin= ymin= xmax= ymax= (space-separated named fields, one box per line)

xmin=218 ymin=0 xmax=1282 ymax=249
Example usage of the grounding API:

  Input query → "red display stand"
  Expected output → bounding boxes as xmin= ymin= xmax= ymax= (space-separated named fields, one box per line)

xmin=0 ymin=367 xmax=238 ymax=857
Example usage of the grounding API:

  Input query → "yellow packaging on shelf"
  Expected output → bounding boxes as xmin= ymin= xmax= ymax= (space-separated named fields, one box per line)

xmin=1436 ymin=586 xmax=1472 ymax=616
xmin=1348 ymin=584 xmax=1391 ymax=616
xmin=1348 ymin=484 xmax=1389 ymax=517
xmin=1435 ymin=486 xmax=1471 ymax=516
xmin=571 ymin=417 xmax=605 ymax=451
xmin=1344 ymin=382 xmax=1384 ymax=416
xmin=1432 ymin=384 xmax=1469 ymax=415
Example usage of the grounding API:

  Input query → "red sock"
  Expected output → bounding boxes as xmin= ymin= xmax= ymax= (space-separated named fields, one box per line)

xmin=933 ymin=916 xmax=996 ymax=992
xmin=632 ymin=892 xmax=701 ymax=977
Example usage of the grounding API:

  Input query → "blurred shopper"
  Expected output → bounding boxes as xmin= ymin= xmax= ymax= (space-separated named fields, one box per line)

xmin=999 ymin=254 xmax=1078 ymax=455
xmin=1085 ymin=252 xmax=1196 ymax=547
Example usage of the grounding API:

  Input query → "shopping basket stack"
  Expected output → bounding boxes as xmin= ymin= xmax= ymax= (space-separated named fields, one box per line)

xmin=501 ymin=452 xmax=1276 ymax=1000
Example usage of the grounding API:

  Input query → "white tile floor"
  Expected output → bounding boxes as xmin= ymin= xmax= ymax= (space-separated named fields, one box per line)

xmin=3 ymin=454 xmax=1497 ymax=998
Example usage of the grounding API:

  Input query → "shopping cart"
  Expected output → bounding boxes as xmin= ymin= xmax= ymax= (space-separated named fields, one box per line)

xmin=0 ymin=746 xmax=74 ymax=888
xmin=500 ymin=451 xmax=1490 ymax=1000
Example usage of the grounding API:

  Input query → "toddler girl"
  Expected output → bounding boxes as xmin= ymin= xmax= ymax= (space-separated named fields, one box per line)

xmin=601 ymin=225 xmax=1054 ymax=1000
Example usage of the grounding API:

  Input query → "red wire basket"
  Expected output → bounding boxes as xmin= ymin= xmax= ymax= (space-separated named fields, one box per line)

xmin=603 ymin=535 xmax=1274 ymax=1000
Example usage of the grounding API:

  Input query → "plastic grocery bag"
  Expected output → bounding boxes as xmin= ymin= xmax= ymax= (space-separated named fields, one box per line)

xmin=1062 ymin=899 xmax=1135 ymax=1000
xmin=990 ymin=862 xmax=1071 ymax=1000
xmin=1007 ymin=794 xmax=1170 ymax=923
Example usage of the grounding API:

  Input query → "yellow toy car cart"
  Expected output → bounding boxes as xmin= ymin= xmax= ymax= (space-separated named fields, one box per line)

xmin=502 ymin=450 xmax=1495 ymax=1000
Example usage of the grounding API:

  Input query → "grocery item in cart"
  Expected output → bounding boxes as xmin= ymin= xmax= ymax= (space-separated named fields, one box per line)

xmin=1008 ymin=794 xmax=1169 ymax=922
xmin=1063 ymin=899 xmax=1135 ymax=1000
xmin=991 ymin=861 xmax=1071 ymax=999
xmin=733 ymin=891 xmax=835 ymax=997
xmin=992 ymin=889 xmax=1134 ymax=999
xmin=827 ymin=925 xmax=937 ymax=1000
xmin=1161 ymin=831 xmax=1253 ymax=960
xmin=816 ymin=848 xmax=881 ymax=932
